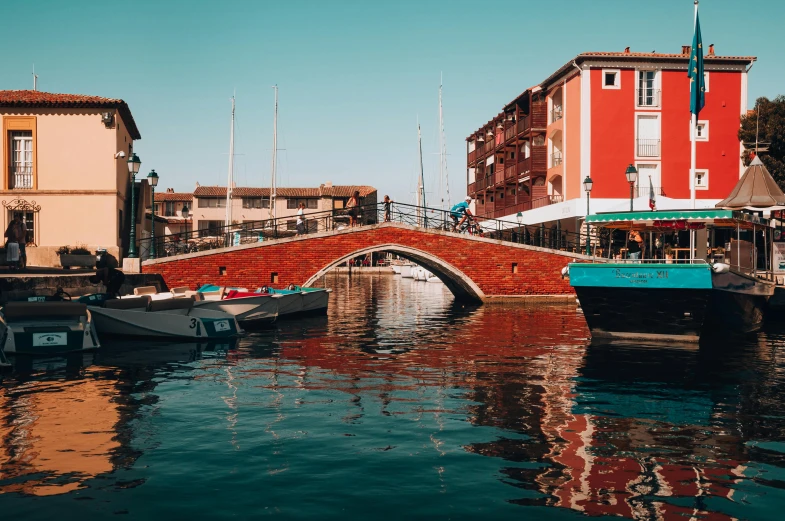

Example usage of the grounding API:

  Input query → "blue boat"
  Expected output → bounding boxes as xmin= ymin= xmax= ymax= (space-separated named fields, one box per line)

xmin=567 ymin=209 xmax=775 ymax=343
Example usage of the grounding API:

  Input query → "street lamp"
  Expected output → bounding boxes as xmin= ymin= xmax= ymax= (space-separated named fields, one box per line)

xmin=147 ymin=170 xmax=159 ymax=259
xmin=583 ymin=175 xmax=593 ymax=255
xmin=126 ymin=153 xmax=141 ymax=258
xmin=516 ymin=212 xmax=523 ymax=244
xmin=181 ymin=205 xmax=190 ymax=238
xmin=625 ymin=164 xmax=638 ymax=212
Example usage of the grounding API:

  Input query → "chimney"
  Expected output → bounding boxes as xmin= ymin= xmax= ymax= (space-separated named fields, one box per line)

xmin=195 ymin=182 xmax=200 ymax=189
xmin=324 ymin=181 xmax=333 ymax=188
xmin=682 ymin=45 xmax=691 ymax=55
xmin=708 ymin=44 xmax=715 ymax=56
xmin=623 ymin=46 xmax=631 ymax=55
xmin=166 ymin=187 xmax=174 ymax=193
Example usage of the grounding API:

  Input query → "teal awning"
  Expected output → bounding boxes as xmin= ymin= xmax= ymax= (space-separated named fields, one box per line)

xmin=587 ymin=209 xmax=735 ymax=224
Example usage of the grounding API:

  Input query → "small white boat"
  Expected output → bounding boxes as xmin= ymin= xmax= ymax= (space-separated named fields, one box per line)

xmin=391 ymin=265 xmax=402 ymax=275
xmin=400 ymin=265 xmax=414 ymax=278
xmin=426 ymin=273 xmax=443 ymax=284
xmin=261 ymin=286 xmax=331 ymax=317
xmin=87 ymin=295 xmax=242 ymax=339
xmin=0 ymin=301 xmax=100 ymax=355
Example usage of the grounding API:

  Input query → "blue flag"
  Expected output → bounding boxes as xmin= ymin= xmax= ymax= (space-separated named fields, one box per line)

xmin=688 ymin=11 xmax=705 ymax=117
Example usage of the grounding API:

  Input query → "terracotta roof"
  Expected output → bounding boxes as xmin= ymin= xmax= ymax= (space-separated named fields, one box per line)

xmin=0 ymin=90 xmax=141 ymax=140
xmin=194 ymin=185 xmax=376 ymax=198
xmin=157 ymin=192 xmax=192 ymax=202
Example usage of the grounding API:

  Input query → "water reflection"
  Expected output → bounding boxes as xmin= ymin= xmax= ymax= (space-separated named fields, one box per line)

xmin=0 ymin=273 xmax=783 ymax=520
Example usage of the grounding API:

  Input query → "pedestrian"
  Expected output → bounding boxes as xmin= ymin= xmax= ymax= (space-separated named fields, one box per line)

xmin=4 ymin=218 xmax=21 ymax=270
xmin=89 ymin=266 xmax=126 ymax=299
xmin=17 ymin=218 xmax=27 ymax=268
xmin=346 ymin=190 xmax=360 ymax=227
xmin=296 ymin=202 xmax=306 ymax=235
xmin=383 ymin=195 xmax=393 ymax=222
xmin=628 ymin=230 xmax=643 ymax=261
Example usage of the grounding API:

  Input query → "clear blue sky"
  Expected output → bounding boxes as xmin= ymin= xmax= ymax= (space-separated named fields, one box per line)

xmin=2 ymin=0 xmax=782 ymax=205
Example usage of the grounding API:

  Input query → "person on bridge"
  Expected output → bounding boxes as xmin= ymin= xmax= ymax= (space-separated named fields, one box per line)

xmin=296 ymin=203 xmax=306 ymax=235
xmin=383 ymin=195 xmax=393 ymax=222
xmin=450 ymin=196 xmax=474 ymax=232
xmin=346 ymin=191 xmax=360 ymax=227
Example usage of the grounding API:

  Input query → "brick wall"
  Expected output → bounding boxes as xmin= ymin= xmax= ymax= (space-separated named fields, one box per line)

xmin=142 ymin=223 xmax=580 ymax=301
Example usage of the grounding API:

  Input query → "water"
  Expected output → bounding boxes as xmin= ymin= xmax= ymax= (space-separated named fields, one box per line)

xmin=1 ymin=274 xmax=785 ymax=520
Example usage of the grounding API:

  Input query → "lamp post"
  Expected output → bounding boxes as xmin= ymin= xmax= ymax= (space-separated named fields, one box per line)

xmin=147 ymin=170 xmax=159 ymax=259
xmin=625 ymin=164 xmax=638 ymax=212
xmin=516 ymin=212 xmax=523 ymax=244
xmin=181 ymin=205 xmax=190 ymax=239
xmin=583 ymin=175 xmax=593 ymax=255
xmin=126 ymin=153 xmax=141 ymax=258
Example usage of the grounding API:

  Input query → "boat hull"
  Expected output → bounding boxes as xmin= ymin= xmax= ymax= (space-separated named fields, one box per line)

xmin=195 ymin=295 xmax=279 ymax=326
xmin=0 ymin=303 xmax=100 ymax=355
xmin=89 ymin=307 xmax=241 ymax=340
xmin=570 ymin=263 xmax=771 ymax=343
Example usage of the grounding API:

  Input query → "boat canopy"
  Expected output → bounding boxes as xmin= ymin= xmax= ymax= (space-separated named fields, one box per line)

xmin=586 ymin=209 xmax=764 ymax=229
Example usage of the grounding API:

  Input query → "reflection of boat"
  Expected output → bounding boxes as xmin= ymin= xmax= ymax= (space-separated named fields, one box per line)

xmin=0 ymin=301 xmax=100 ymax=355
xmin=82 ymin=294 xmax=242 ymax=339
xmin=567 ymin=210 xmax=775 ymax=343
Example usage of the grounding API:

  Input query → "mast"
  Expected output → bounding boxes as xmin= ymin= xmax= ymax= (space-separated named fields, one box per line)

xmin=439 ymin=73 xmax=450 ymax=210
xmin=417 ymin=120 xmax=426 ymax=226
xmin=225 ymin=95 xmax=235 ymax=230
xmin=269 ymin=85 xmax=278 ymax=220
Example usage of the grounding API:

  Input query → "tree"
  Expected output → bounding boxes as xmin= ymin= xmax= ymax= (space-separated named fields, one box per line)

xmin=739 ymin=96 xmax=785 ymax=187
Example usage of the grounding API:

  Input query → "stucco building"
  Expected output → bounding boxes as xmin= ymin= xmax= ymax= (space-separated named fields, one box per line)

xmin=465 ymin=46 xmax=755 ymax=234
xmin=0 ymin=90 xmax=148 ymax=266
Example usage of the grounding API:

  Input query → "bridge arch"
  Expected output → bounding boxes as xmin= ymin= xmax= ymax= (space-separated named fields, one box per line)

xmin=303 ymin=243 xmax=485 ymax=303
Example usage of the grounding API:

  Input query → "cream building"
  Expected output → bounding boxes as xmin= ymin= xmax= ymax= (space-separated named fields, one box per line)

xmin=0 ymin=90 xmax=148 ymax=266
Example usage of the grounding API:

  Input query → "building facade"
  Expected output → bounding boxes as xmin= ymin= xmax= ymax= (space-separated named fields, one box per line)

xmin=0 ymin=90 xmax=146 ymax=266
xmin=171 ymin=183 xmax=377 ymax=237
xmin=466 ymin=47 xmax=755 ymax=232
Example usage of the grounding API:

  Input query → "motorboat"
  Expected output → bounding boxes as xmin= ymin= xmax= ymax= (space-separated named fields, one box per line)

xmin=190 ymin=286 xmax=280 ymax=327
xmin=400 ymin=265 xmax=414 ymax=278
xmin=81 ymin=294 xmax=243 ymax=340
xmin=259 ymin=286 xmax=331 ymax=317
xmin=426 ymin=273 xmax=443 ymax=284
xmin=0 ymin=301 xmax=100 ymax=355
xmin=391 ymin=265 xmax=402 ymax=275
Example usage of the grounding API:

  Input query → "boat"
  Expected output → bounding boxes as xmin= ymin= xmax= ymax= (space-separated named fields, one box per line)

xmin=566 ymin=209 xmax=775 ymax=343
xmin=391 ymin=265 xmax=402 ymax=275
xmin=0 ymin=301 xmax=100 ymax=354
xmin=190 ymin=286 xmax=279 ymax=327
xmin=81 ymin=294 xmax=243 ymax=339
xmin=426 ymin=273 xmax=443 ymax=284
xmin=261 ymin=286 xmax=331 ymax=317
xmin=400 ymin=265 xmax=414 ymax=278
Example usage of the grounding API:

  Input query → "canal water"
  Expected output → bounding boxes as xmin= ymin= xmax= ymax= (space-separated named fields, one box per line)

xmin=1 ymin=274 xmax=784 ymax=520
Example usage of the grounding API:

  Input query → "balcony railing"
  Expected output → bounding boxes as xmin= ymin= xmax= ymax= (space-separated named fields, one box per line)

xmin=636 ymin=89 xmax=661 ymax=107
xmin=634 ymin=186 xmax=665 ymax=197
xmin=10 ymin=166 xmax=33 ymax=189
xmin=637 ymin=139 xmax=661 ymax=157
xmin=550 ymin=107 xmax=563 ymax=123
xmin=550 ymin=153 xmax=563 ymax=167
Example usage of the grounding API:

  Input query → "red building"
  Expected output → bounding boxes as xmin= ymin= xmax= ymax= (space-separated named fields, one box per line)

xmin=466 ymin=46 xmax=755 ymax=231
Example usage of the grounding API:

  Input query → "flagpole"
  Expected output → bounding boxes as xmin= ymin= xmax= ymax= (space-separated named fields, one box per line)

xmin=689 ymin=0 xmax=699 ymax=261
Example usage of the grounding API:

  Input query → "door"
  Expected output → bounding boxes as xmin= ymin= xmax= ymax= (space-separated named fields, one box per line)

xmin=636 ymin=115 xmax=660 ymax=157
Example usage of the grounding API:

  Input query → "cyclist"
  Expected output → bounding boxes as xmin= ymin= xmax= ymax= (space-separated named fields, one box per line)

xmin=450 ymin=196 xmax=474 ymax=231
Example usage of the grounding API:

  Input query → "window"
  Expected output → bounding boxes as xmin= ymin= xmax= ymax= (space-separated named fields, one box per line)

xmin=636 ymin=114 xmax=660 ymax=157
xmin=695 ymin=170 xmax=709 ymax=190
xmin=602 ymin=69 xmax=621 ymax=89
xmin=703 ymin=71 xmax=709 ymax=92
xmin=198 ymin=220 xmax=224 ymax=237
xmin=8 ymin=210 xmax=35 ymax=245
xmin=164 ymin=201 xmax=176 ymax=215
xmin=695 ymin=120 xmax=709 ymax=141
xmin=197 ymin=197 xmax=226 ymax=208
xmin=242 ymin=197 xmax=270 ymax=209
xmin=637 ymin=70 xmax=658 ymax=107
xmin=286 ymin=198 xmax=319 ymax=209
xmin=10 ymin=131 xmax=33 ymax=189
xmin=154 ymin=203 xmax=162 ymax=215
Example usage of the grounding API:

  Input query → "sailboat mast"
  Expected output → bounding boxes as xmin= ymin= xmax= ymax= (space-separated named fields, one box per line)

xmin=439 ymin=73 xmax=450 ymax=209
xmin=417 ymin=121 xmax=426 ymax=226
xmin=269 ymin=85 xmax=278 ymax=220
xmin=225 ymin=95 xmax=235 ymax=229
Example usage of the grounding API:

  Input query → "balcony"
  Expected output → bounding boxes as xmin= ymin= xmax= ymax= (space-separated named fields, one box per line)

xmin=636 ymin=139 xmax=660 ymax=157
xmin=636 ymin=89 xmax=661 ymax=108
xmin=550 ymin=152 xmax=563 ymax=168
xmin=550 ymin=107 xmax=563 ymax=123
xmin=634 ymin=186 xmax=665 ymax=197
xmin=10 ymin=165 xmax=33 ymax=190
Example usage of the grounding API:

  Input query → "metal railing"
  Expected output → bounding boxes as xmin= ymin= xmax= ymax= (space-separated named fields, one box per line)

xmin=149 ymin=201 xmax=592 ymax=259
xmin=550 ymin=107 xmax=563 ymax=123
xmin=634 ymin=186 xmax=665 ymax=197
xmin=11 ymin=166 xmax=33 ymax=189
xmin=636 ymin=89 xmax=660 ymax=107
xmin=550 ymin=153 xmax=563 ymax=167
xmin=636 ymin=139 xmax=660 ymax=157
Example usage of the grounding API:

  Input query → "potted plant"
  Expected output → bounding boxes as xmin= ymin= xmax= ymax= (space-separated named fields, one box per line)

xmin=58 ymin=245 xmax=97 ymax=269
xmin=664 ymin=244 xmax=674 ymax=264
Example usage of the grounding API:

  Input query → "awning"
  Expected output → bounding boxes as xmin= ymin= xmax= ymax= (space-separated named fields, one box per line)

xmin=716 ymin=156 xmax=785 ymax=209
xmin=586 ymin=209 xmax=734 ymax=224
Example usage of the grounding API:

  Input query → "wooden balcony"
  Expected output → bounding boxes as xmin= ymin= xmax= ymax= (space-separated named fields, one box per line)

xmin=531 ymin=102 xmax=547 ymax=129
xmin=468 ymin=115 xmax=533 ymax=166
xmin=517 ymin=157 xmax=531 ymax=176
xmin=494 ymin=169 xmax=505 ymax=185
xmin=531 ymin=145 xmax=547 ymax=171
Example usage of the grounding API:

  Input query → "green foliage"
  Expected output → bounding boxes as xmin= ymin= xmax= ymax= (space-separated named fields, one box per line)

xmin=56 ymin=245 xmax=93 ymax=255
xmin=56 ymin=246 xmax=71 ymax=256
xmin=739 ymin=96 xmax=785 ymax=187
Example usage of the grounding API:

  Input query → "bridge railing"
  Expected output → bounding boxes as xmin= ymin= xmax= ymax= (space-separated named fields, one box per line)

xmin=150 ymin=201 xmax=591 ymax=258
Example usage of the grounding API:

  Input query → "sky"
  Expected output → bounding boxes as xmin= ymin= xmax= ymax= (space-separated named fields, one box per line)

xmin=2 ymin=0 xmax=783 ymax=206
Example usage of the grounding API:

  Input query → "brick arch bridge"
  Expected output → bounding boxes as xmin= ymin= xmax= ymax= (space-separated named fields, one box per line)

xmin=142 ymin=223 xmax=587 ymax=303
